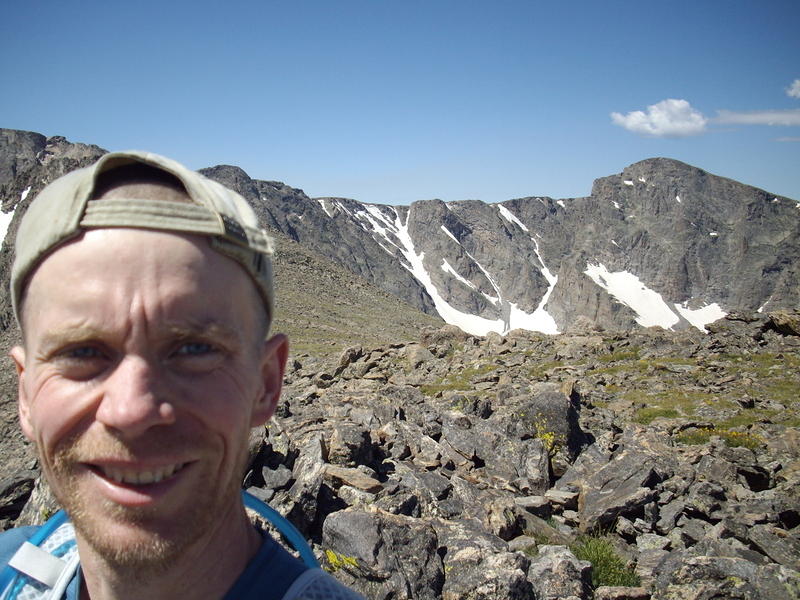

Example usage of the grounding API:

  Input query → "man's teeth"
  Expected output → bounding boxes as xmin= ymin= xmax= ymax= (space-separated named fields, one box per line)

xmin=101 ymin=464 xmax=183 ymax=485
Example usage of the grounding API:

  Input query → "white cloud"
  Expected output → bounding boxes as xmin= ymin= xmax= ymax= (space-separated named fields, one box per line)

xmin=787 ymin=79 xmax=800 ymax=99
xmin=611 ymin=99 xmax=708 ymax=137
xmin=776 ymin=136 xmax=800 ymax=142
xmin=714 ymin=109 xmax=800 ymax=126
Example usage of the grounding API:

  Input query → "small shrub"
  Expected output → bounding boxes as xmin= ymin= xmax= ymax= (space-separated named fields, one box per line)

xmin=570 ymin=535 xmax=640 ymax=588
xmin=532 ymin=415 xmax=564 ymax=456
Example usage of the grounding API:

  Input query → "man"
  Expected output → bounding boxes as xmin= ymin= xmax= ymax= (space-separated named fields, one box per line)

xmin=0 ymin=152 xmax=364 ymax=599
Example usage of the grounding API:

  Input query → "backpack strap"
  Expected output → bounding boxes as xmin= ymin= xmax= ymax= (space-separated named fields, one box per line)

xmin=7 ymin=543 xmax=69 ymax=588
xmin=242 ymin=490 xmax=318 ymax=568
xmin=1 ymin=494 xmax=316 ymax=600
xmin=0 ymin=513 xmax=78 ymax=600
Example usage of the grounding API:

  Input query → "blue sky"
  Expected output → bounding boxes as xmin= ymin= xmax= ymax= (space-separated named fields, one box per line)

xmin=3 ymin=0 xmax=799 ymax=203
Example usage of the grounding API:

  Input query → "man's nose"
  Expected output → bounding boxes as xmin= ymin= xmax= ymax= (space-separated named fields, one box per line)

xmin=95 ymin=356 xmax=175 ymax=437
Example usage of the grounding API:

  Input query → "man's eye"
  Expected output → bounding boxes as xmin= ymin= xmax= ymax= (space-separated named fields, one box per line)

xmin=175 ymin=342 xmax=214 ymax=356
xmin=64 ymin=346 xmax=104 ymax=360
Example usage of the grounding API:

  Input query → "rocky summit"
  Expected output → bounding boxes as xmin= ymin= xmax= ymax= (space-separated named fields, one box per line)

xmin=0 ymin=130 xmax=798 ymax=599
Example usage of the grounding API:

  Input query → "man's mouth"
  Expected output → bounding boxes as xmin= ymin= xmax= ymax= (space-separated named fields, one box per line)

xmin=96 ymin=463 xmax=188 ymax=485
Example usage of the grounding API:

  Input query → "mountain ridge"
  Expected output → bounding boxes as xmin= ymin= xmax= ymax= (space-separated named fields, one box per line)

xmin=2 ymin=128 xmax=797 ymax=338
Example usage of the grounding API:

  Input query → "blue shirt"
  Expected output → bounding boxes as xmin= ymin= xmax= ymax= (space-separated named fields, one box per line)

xmin=0 ymin=525 xmax=308 ymax=600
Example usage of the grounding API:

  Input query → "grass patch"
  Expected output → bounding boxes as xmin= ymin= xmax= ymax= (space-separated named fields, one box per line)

xmin=597 ymin=348 xmax=641 ymax=363
xmin=633 ymin=407 xmax=679 ymax=424
xmin=570 ymin=535 xmax=640 ymax=588
xmin=528 ymin=360 xmax=567 ymax=380
xmin=765 ymin=379 xmax=800 ymax=404
xmin=588 ymin=361 xmax=649 ymax=377
xmin=630 ymin=389 xmax=720 ymax=424
xmin=717 ymin=410 xmax=774 ymax=429
xmin=420 ymin=363 xmax=499 ymax=395
xmin=675 ymin=427 xmax=763 ymax=450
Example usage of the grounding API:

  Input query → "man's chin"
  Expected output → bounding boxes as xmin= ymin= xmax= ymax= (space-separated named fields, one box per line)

xmin=68 ymin=502 xmax=194 ymax=572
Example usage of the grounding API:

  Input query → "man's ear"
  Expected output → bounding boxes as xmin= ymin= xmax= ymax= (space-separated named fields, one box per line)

xmin=9 ymin=346 xmax=34 ymax=441
xmin=251 ymin=333 xmax=289 ymax=427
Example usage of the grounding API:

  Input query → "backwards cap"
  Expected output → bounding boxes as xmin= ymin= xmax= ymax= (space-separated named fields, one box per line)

xmin=11 ymin=150 xmax=275 ymax=330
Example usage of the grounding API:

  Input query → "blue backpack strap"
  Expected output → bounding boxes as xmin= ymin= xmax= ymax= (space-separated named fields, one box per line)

xmin=0 ymin=511 xmax=77 ymax=600
xmin=0 ymin=526 xmax=39 ymax=593
xmin=1 ymin=496 xmax=314 ymax=599
xmin=241 ymin=490 xmax=318 ymax=568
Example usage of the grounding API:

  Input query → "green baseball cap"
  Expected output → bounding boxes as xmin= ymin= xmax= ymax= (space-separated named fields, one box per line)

xmin=11 ymin=150 xmax=275 ymax=331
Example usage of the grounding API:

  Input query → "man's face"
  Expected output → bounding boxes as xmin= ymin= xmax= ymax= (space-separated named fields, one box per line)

xmin=11 ymin=228 xmax=287 ymax=566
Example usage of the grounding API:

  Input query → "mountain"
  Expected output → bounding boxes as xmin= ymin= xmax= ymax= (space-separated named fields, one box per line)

xmin=2 ymin=129 xmax=798 ymax=340
xmin=200 ymin=156 xmax=799 ymax=337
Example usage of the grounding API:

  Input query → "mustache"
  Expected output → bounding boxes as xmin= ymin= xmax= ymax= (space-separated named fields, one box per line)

xmin=52 ymin=429 xmax=199 ymax=466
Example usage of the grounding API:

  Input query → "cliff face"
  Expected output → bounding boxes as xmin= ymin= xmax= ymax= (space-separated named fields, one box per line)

xmin=201 ymin=157 xmax=799 ymax=336
xmin=2 ymin=129 xmax=798 ymax=339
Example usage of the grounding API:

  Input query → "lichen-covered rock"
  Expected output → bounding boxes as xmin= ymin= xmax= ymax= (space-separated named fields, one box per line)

xmin=441 ymin=551 xmax=532 ymax=600
xmin=652 ymin=555 xmax=800 ymax=600
xmin=527 ymin=545 xmax=592 ymax=600
xmin=322 ymin=509 xmax=444 ymax=600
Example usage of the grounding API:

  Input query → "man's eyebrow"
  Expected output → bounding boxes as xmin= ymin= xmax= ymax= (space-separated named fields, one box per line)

xmin=37 ymin=325 xmax=107 ymax=351
xmin=163 ymin=321 xmax=242 ymax=344
xmin=35 ymin=321 xmax=243 ymax=353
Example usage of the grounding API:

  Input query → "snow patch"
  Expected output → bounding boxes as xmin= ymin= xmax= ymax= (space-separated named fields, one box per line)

xmin=334 ymin=201 xmax=355 ymax=219
xmin=556 ymin=200 xmax=566 ymax=209
xmin=623 ymin=180 xmax=634 ymax=186
xmin=584 ymin=263 xmax=679 ymax=329
xmin=497 ymin=205 xmax=529 ymax=232
xmin=772 ymin=198 xmax=780 ymax=203
xmin=525 ymin=236 xmax=560 ymax=334
xmin=356 ymin=205 xmax=402 ymax=256
xmin=392 ymin=208 xmax=504 ymax=336
xmin=675 ymin=195 xmax=681 ymax=204
xmin=638 ymin=177 xmax=646 ymax=183
xmin=20 ymin=186 xmax=31 ymax=202
xmin=612 ymin=201 xmax=621 ymax=209
xmin=674 ymin=302 xmax=726 ymax=332
xmin=376 ymin=206 xmax=561 ymax=336
xmin=441 ymin=259 xmax=476 ymax=290
xmin=508 ymin=302 xmax=559 ymax=335
xmin=0 ymin=204 xmax=17 ymax=246
xmin=440 ymin=225 xmax=461 ymax=245
xmin=611 ymin=240 xmax=620 ymax=247
xmin=709 ymin=232 xmax=719 ymax=237
xmin=362 ymin=205 xmax=397 ymax=242
xmin=316 ymin=198 xmax=334 ymax=218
